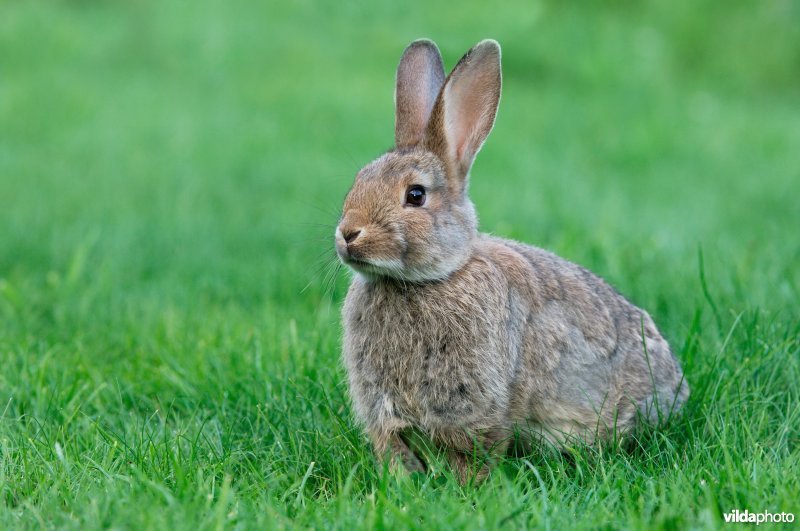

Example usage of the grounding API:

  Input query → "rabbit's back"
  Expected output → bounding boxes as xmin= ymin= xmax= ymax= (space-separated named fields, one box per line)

xmin=490 ymin=236 xmax=689 ymax=440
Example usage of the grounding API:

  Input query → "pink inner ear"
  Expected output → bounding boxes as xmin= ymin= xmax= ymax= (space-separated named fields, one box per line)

xmin=441 ymin=58 xmax=500 ymax=172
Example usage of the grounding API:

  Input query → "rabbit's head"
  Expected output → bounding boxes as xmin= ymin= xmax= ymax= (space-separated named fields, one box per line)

xmin=336 ymin=39 xmax=502 ymax=282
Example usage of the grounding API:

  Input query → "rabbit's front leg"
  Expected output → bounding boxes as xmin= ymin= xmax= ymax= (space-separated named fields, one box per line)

xmin=368 ymin=427 xmax=426 ymax=473
xmin=439 ymin=427 xmax=510 ymax=485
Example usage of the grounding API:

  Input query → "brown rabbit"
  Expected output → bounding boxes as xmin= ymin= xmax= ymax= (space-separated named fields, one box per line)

xmin=335 ymin=39 xmax=689 ymax=483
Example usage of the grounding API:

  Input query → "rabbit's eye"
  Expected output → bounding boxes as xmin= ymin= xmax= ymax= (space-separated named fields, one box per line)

xmin=405 ymin=185 xmax=426 ymax=207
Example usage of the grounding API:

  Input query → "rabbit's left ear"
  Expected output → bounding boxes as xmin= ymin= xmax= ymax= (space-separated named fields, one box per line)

xmin=425 ymin=40 xmax=501 ymax=187
xmin=395 ymin=39 xmax=446 ymax=148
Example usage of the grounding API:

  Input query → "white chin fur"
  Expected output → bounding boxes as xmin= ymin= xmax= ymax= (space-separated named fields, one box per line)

xmin=343 ymin=257 xmax=403 ymax=279
xmin=345 ymin=259 xmax=456 ymax=283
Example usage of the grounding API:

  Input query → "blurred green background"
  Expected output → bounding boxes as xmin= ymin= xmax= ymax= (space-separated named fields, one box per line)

xmin=1 ymin=0 xmax=798 ymax=528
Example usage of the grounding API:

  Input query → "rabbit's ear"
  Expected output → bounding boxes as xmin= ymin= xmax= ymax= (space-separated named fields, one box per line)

xmin=426 ymin=40 xmax=501 ymax=187
xmin=395 ymin=39 xmax=446 ymax=148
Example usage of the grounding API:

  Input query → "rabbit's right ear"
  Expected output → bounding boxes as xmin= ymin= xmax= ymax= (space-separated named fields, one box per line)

xmin=395 ymin=39 xmax=445 ymax=148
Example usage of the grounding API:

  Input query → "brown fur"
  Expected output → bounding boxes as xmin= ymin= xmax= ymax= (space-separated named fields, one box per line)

xmin=335 ymin=39 xmax=689 ymax=484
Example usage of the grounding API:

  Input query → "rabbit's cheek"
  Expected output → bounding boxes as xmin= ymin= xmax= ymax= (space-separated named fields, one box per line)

xmin=360 ymin=231 xmax=404 ymax=262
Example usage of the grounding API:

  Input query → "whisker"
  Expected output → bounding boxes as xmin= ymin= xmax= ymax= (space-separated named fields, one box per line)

xmin=322 ymin=260 xmax=343 ymax=300
xmin=305 ymin=253 xmax=338 ymax=284
xmin=324 ymin=262 xmax=345 ymax=303
xmin=298 ymin=199 xmax=343 ymax=221
xmin=301 ymin=255 xmax=339 ymax=294
xmin=302 ymin=248 xmax=338 ymax=280
xmin=298 ymin=222 xmax=338 ymax=229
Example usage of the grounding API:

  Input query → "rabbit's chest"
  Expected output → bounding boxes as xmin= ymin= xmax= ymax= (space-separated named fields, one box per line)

xmin=343 ymin=282 xmax=510 ymax=427
xmin=356 ymin=330 xmax=492 ymax=427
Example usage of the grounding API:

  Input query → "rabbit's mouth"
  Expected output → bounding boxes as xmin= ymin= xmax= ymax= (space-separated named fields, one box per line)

xmin=343 ymin=256 xmax=370 ymax=268
xmin=336 ymin=251 xmax=372 ymax=270
xmin=339 ymin=253 xmax=406 ymax=278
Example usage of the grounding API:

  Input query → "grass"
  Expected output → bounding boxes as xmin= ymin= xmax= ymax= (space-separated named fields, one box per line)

xmin=1 ymin=0 xmax=799 ymax=528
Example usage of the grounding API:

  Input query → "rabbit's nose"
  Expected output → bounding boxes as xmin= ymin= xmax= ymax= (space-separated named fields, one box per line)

xmin=343 ymin=228 xmax=362 ymax=244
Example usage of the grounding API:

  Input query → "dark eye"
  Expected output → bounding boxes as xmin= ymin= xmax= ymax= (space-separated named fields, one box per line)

xmin=405 ymin=185 xmax=426 ymax=207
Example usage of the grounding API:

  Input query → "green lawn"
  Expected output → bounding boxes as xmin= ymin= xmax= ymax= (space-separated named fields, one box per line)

xmin=1 ymin=0 xmax=799 ymax=528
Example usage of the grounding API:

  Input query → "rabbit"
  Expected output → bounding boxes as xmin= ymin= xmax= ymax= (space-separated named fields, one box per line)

xmin=334 ymin=38 xmax=689 ymax=483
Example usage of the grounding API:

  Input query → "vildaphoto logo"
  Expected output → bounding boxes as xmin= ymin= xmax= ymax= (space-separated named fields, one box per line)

xmin=723 ymin=509 xmax=795 ymax=525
